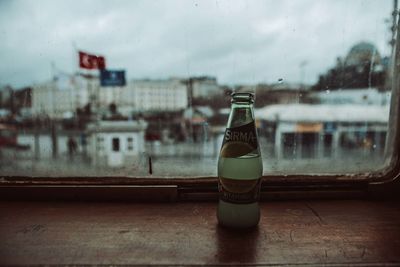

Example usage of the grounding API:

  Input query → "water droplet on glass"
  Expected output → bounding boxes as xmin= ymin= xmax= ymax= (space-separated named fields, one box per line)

xmin=278 ymin=78 xmax=284 ymax=84
xmin=373 ymin=144 xmax=377 ymax=149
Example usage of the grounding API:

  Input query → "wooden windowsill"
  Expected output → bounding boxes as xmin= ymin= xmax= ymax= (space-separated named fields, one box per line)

xmin=1 ymin=200 xmax=399 ymax=266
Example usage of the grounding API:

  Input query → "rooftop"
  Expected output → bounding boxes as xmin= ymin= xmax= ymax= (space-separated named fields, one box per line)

xmin=86 ymin=120 xmax=148 ymax=133
xmin=255 ymin=103 xmax=389 ymax=123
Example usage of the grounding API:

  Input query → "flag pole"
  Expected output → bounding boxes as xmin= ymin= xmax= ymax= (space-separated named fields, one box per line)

xmin=72 ymin=41 xmax=81 ymax=125
xmin=72 ymin=41 xmax=78 ymax=75
xmin=50 ymin=61 xmax=56 ymax=115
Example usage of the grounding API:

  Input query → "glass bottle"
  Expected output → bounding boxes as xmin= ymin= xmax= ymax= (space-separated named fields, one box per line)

xmin=217 ymin=92 xmax=263 ymax=228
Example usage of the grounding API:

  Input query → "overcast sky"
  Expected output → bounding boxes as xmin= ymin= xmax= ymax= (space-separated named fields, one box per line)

xmin=0 ymin=0 xmax=393 ymax=88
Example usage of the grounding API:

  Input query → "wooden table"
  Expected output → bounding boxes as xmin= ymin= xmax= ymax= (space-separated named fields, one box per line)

xmin=1 ymin=200 xmax=399 ymax=266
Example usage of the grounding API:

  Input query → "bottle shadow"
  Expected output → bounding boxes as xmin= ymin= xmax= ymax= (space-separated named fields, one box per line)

xmin=215 ymin=224 xmax=260 ymax=264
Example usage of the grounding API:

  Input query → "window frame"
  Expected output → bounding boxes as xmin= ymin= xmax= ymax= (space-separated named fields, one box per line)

xmin=1 ymin=10 xmax=400 ymax=202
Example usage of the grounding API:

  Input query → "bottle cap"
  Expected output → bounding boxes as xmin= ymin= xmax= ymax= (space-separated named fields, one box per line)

xmin=231 ymin=92 xmax=254 ymax=103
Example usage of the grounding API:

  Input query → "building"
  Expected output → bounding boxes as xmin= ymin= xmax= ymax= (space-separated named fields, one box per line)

xmin=255 ymin=104 xmax=389 ymax=159
xmin=0 ymin=86 xmax=13 ymax=110
xmin=313 ymin=42 xmax=387 ymax=91
xmin=12 ymin=87 xmax=32 ymax=118
xmin=183 ymin=106 xmax=214 ymax=142
xmin=344 ymin=42 xmax=382 ymax=67
xmin=30 ymin=76 xmax=189 ymax=119
xmin=255 ymin=83 xmax=312 ymax=107
xmin=123 ymin=78 xmax=188 ymax=113
xmin=188 ymin=76 xmax=222 ymax=98
xmin=31 ymin=76 xmax=90 ymax=119
xmin=312 ymin=88 xmax=391 ymax=106
xmin=86 ymin=120 xmax=147 ymax=167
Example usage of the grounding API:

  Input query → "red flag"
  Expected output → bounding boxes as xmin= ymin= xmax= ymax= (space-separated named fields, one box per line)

xmin=79 ymin=51 xmax=106 ymax=69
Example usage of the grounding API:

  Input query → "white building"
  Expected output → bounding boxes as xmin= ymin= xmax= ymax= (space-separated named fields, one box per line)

xmin=190 ymin=77 xmax=222 ymax=98
xmin=313 ymin=88 xmax=391 ymax=106
xmin=122 ymin=78 xmax=188 ymax=113
xmin=255 ymin=104 xmax=389 ymax=159
xmin=86 ymin=120 xmax=147 ymax=167
xmin=31 ymin=76 xmax=90 ymax=119
xmin=31 ymin=77 xmax=189 ymax=118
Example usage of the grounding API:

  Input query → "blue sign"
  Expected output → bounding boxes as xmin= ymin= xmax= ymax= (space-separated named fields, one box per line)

xmin=100 ymin=70 xmax=126 ymax=86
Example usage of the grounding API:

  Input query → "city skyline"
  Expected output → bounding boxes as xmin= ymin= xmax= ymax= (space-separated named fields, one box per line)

xmin=0 ymin=0 xmax=393 ymax=88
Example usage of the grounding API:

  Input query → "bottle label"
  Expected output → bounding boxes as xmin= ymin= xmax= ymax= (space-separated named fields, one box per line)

xmin=220 ymin=121 xmax=258 ymax=158
xmin=218 ymin=177 xmax=261 ymax=204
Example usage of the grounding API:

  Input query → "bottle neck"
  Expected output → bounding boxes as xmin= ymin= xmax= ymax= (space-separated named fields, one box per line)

xmin=227 ymin=102 xmax=255 ymax=128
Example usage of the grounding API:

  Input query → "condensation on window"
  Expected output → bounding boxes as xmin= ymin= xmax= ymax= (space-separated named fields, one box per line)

xmin=0 ymin=0 xmax=397 ymax=177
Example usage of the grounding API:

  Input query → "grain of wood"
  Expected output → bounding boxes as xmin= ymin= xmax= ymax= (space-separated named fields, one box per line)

xmin=0 ymin=200 xmax=399 ymax=266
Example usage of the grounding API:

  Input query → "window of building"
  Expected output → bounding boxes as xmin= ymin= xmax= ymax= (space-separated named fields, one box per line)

xmin=112 ymin=138 xmax=120 ymax=152
xmin=127 ymin=137 xmax=134 ymax=151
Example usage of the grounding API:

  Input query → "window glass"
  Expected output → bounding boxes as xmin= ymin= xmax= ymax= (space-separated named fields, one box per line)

xmin=112 ymin=138 xmax=120 ymax=152
xmin=0 ymin=0 xmax=396 ymax=177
